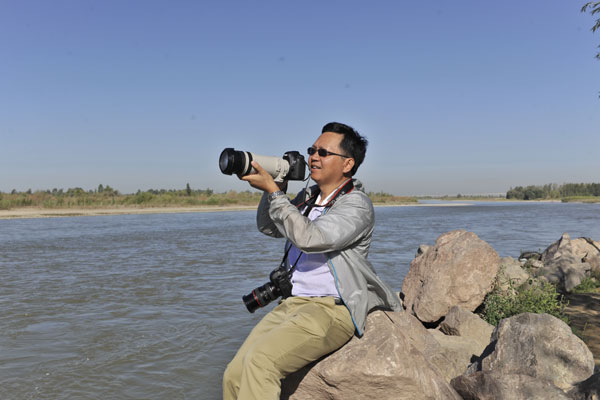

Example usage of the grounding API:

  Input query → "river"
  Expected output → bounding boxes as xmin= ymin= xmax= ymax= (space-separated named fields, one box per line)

xmin=1 ymin=201 xmax=599 ymax=399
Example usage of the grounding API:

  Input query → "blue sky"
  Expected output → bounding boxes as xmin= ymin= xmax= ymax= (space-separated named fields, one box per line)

xmin=1 ymin=0 xmax=598 ymax=196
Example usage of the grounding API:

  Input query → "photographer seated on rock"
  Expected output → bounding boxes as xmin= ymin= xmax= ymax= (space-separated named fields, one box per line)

xmin=222 ymin=122 xmax=402 ymax=400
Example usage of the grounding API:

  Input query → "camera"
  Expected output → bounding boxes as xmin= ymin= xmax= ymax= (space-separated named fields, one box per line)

xmin=219 ymin=148 xmax=306 ymax=182
xmin=242 ymin=266 xmax=293 ymax=313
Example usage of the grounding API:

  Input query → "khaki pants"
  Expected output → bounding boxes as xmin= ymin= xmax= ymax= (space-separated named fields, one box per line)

xmin=222 ymin=296 xmax=355 ymax=400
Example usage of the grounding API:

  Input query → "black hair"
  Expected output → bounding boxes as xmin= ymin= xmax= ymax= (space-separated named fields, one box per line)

xmin=321 ymin=122 xmax=368 ymax=176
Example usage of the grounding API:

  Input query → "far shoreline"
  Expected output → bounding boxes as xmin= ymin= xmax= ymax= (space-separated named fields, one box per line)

xmin=0 ymin=205 xmax=258 ymax=220
xmin=1 ymin=198 xmax=588 ymax=220
xmin=0 ymin=202 xmax=469 ymax=220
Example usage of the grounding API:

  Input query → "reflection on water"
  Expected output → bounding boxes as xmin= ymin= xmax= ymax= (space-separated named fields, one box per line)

xmin=1 ymin=202 xmax=599 ymax=399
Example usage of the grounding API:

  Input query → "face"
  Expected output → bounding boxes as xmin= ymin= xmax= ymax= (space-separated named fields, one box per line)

xmin=309 ymin=131 xmax=355 ymax=188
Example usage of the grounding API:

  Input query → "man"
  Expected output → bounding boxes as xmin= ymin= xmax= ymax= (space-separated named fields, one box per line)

xmin=223 ymin=122 xmax=402 ymax=399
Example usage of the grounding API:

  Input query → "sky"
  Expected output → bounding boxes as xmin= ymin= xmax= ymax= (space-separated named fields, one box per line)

xmin=1 ymin=0 xmax=599 ymax=196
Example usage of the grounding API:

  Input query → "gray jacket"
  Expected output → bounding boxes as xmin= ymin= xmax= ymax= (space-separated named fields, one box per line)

xmin=257 ymin=179 xmax=403 ymax=337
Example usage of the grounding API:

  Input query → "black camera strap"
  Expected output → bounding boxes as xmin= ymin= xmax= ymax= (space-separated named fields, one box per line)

xmin=295 ymin=178 xmax=354 ymax=213
xmin=278 ymin=204 xmax=312 ymax=272
xmin=280 ymin=178 xmax=355 ymax=275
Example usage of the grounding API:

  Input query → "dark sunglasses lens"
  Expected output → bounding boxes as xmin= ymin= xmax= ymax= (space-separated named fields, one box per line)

xmin=307 ymin=147 xmax=331 ymax=157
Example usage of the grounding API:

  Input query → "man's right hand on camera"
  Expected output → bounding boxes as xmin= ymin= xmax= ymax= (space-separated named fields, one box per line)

xmin=241 ymin=161 xmax=282 ymax=194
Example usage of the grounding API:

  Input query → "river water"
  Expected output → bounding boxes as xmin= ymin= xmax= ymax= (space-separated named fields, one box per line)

xmin=1 ymin=201 xmax=600 ymax=399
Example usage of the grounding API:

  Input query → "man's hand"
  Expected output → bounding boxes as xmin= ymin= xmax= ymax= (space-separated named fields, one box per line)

xmin=240 ymin=161 xmax=281 ymax=193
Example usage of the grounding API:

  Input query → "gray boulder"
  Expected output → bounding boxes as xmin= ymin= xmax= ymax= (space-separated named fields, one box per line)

xmin=439 ymin=306 xmax=494 ymax=353
xmin=542 ymin=234 xmax=600 ymax=265
xmin=281 ymin=310 xmax=462 ymax=400
xmin=427 ymin=329 xmax=483 ymax=382
xmin=402 ymin=230 xmax=500 ymax=323
xmin=467 ymin=313 xmax=594 ymax=391
xmin=451 ymin=372 xmax=571 ymax=400
xmin=496 ymin=256 xmax=531 ymax=293
xmin=539 ymin=233 xmax=600 ymax=292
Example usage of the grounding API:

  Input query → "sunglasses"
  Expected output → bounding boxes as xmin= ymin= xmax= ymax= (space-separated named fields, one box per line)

xmin=307 ymin=147 xmax=350 ymax=158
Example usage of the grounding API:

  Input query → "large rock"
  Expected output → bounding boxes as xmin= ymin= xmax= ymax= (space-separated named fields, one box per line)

xmin=427 ymin=329 xmax=483 ymax=382
xmin=439 ymin=305 xmax=494 ymax=353
xmin=539 ymin=233 xmax=600 ymax=292
xmin=402 ymin=230 xmax=500 ymax=323
xmin=496 ymin=256 xmax=531 ymax=292
xmin=467 ymin=312 xmax=595 ymax=391
xmin=377 ymin=309 xmax=467 ymax=384
xmin=542 ymin=234 xmax=600 ymax=265
xmin=451 ymin=371 xmax=571 ymax=400
xmin=426 ymin=306 xmax=495 ymax=383
xmin=281 ymin=311 xmax=462 ymax=400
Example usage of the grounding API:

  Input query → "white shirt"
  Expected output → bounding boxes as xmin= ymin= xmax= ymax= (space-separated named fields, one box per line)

xmin=288 ymin=191 xmax=339 ymax=298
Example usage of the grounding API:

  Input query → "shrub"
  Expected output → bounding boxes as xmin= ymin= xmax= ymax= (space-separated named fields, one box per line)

xmin=481 ymin=280 xmax=568 ymax=326
xmin=204 ymin=197 xmax=220 ymax=206
xmin=572 ymin=277 xmax=600 ymax=294
xmin=134 ymin=192 xmax=154 ymax=204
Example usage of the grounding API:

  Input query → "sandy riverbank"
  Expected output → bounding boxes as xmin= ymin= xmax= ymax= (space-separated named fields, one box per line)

xmin=0 ymin=206 xmax=259 ymax=220
xmin=0 ymin=202 xmax=474 ymax=220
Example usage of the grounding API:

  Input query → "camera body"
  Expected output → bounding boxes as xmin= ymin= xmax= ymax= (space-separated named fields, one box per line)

xmin=219 ymin=148 xmax=306 ymax=182
xmin=242 ymin=266 xmax=293 ymax=313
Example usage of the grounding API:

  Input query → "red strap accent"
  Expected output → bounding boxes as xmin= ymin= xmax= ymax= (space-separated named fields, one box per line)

xmin=322 ymin=179 xmax=354 ymax=208
xmin=296 ymin=179 xmax=354 ymax=211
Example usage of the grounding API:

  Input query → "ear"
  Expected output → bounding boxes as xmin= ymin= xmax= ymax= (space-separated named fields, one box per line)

xmin=342 ymin=158 xmax=355 ymax=175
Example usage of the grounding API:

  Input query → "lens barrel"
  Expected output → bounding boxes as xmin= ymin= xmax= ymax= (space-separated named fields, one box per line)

xmin=242 ymin=282 xmax=281 ymax=313
xmin=219 ymin=148 xmax=252 ymax=176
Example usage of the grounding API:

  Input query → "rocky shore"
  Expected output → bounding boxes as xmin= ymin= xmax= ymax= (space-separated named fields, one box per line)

xmin=281 ymin=231 xmax=600 ymax=400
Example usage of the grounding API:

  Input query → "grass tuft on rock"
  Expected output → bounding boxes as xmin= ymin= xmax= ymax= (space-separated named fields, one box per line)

xmin=572 ymin=277 xmax=600 ymax=294
xmin=481 ymin=279 xmax=568 ymax=326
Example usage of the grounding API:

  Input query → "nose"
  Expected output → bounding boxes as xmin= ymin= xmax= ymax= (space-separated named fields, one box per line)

xmin=309 ymin=152 xmax=321 ymax=166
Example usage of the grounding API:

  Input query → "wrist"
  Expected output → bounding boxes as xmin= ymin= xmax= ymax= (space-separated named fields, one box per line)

xmin=266 ymin=183 xmax=282 ymax=194
xmin=268 ymin=190 xmax=285 ymax=201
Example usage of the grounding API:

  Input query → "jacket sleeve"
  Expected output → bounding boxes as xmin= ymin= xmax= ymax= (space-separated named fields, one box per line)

xmin=256 ymin=188 xmax=307 ymax=238
xmin=256 ymin=192 xmax=284 ymax=238
xmin=267 ymin=191 xmax=373 ymax=254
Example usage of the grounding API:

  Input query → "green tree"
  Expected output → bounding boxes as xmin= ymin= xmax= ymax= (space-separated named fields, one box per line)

xmin=102 ymin=185 xmax=118 ymax=196
xmin=98 ymin=184 xmax=104 ymax=193
xmin=582 ymin=2 xmax=600 ymax=59
xmin=186 ymin=183 xmax=192 ymax=196
xmin=66 ymin=187 xmax=85 ymax=196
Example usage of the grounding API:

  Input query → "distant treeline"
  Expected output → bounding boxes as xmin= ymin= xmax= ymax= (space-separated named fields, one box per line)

xmin=0 ymin=184 xmax=259 ymax=210
xmin=0 ymin=184 xmax=417 ymax=210
xmin=506 ymin=183 xmax=600 ymax=200
xmin=366 ymin=191 xmax=417 ymax=204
